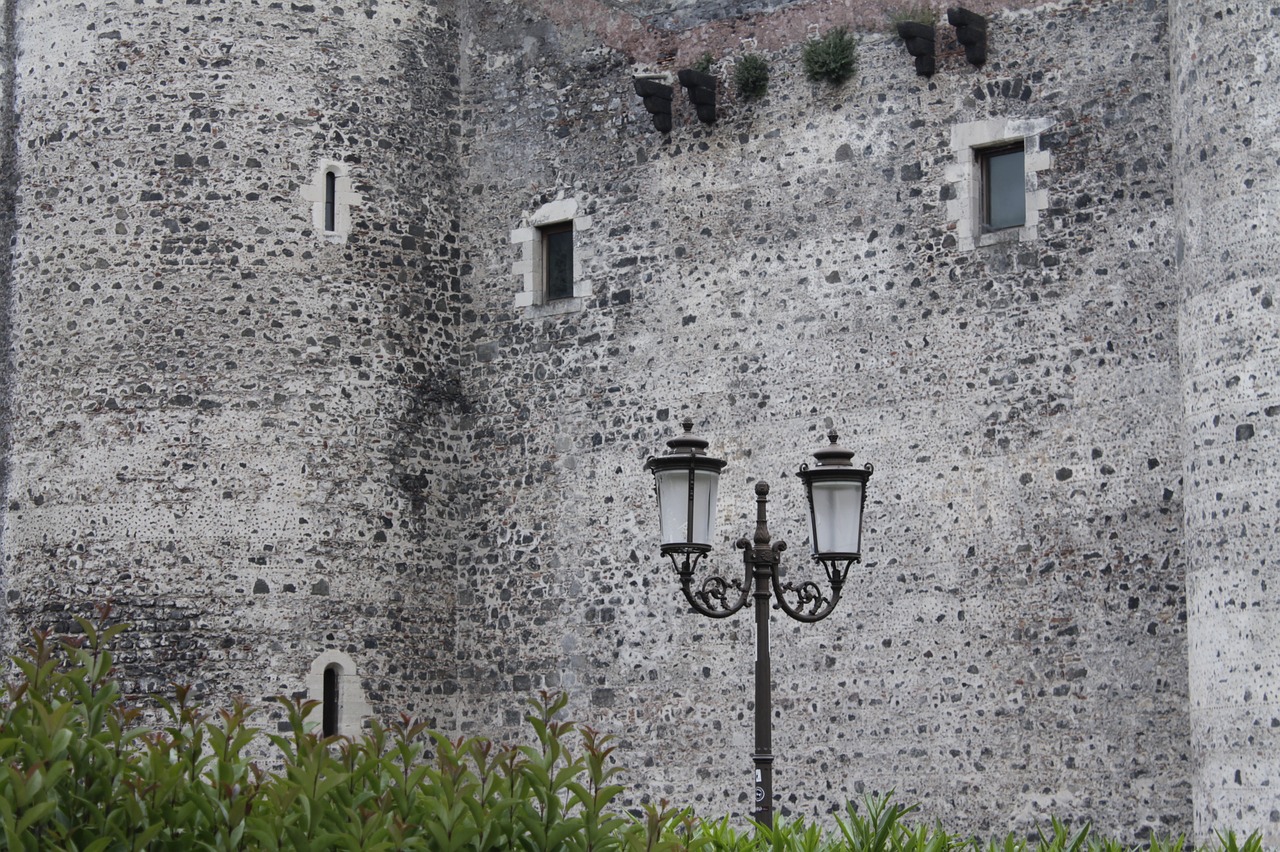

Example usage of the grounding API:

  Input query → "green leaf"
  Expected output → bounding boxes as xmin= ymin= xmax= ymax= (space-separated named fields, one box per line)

xmin=15 ymin=799 xmax=56 ymax=835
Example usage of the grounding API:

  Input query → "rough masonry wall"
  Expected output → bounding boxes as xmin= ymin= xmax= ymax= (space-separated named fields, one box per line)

xmin=2 ymin=0 xmax=465 ymax=727
xmin=1172 ymin=0 xmax=1280 ymax=844
xmin=0 ymin=0 xmax=17 ymax=653
xmin=456 ymin=0 xmax=1187 ymax=839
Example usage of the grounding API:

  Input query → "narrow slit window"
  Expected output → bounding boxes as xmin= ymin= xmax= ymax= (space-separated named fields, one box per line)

xmin=980 ymin=142 xmax=1026 ymax=231
xmin=324 ymin=171 xmax=337 ymax=232
xmin=541 ymin=222 xmax=574 ymax=302
xmin=322 ymin=665 xmax=339 ymax=737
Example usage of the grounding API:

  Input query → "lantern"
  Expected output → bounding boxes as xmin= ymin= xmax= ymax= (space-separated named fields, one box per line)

xmin=796 ymin=430 xmax=873 ymax=562
xmin=643 ymin=418 xmax=727 ymax=556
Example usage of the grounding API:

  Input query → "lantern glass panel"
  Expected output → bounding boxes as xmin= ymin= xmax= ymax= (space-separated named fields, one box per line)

xmin=654 ymin=467 xmax=720 ymax=548
xmin=810 ymin=479 xmax=864 ymax=555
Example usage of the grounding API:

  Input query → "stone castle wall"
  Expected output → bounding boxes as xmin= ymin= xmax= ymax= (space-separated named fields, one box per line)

xmin=455 ymin=0 xmax=1189 ymax=839
xmin=1 ymin=0 xmax=466 ymax=727
xmin=1171 ymin=0 xmax=1280 ymax=838
xmin=1 ymin=0 xmax=1277 ymax=844
xmin=0 ymin=0 xmax=18 ymax=653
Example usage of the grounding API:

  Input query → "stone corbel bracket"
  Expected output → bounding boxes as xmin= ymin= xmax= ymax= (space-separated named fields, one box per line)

xmin=677 ymin=69 xmax=717 ymax=124
xmin=895 ymin=22 xmax=936 ymax=77
xmin=634 ymin=74 xmax=674 ymax=133
xmin=948 ymin=7 xmax=988 ymax=67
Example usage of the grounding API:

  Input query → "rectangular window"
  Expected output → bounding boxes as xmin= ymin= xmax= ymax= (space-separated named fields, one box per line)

xmin=322 ymin=665 xmax=339 ymax=737
xmin=324 ymin=171 xmax=337 ymax=232
xmin=980 ymin=142 xmax=1025 ymax=231
xmin=541 ymin=222 xmax=574 ymax=302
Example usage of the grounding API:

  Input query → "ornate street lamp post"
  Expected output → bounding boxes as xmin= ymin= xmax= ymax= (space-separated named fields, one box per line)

xmin=644 ymin=419 xmax=873 ymax=828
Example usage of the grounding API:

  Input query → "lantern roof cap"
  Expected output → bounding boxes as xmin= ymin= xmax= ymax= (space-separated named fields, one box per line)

xmin=644 ymin=417 xmax=727 ymax=474
xmin=665 ymin=417 xmax=710 ymax=455
xmin=810 ymin=429 xmax=856 ymax=468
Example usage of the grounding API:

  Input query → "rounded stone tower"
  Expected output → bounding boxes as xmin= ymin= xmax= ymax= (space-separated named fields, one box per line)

xmin=1172 ymin=0 xmax=1280 ymax=842
xmin=1 ymin=0 xmax=465 ymax=729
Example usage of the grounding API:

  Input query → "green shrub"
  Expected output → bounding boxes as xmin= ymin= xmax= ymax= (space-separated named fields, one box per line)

xmin=802 ymin=27 xmax=858 ymax=85
xmin=0 ymin=617 xmax=718 ymax=851
xmin=0 ymin=616 xmax=1257 ymax=850
xmin=735 ymin=54 xmax=770 ymax=100
xmin=691 ymin=51 xmax=715 ymax=74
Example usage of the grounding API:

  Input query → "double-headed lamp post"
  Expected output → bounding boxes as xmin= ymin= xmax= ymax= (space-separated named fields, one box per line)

xmin=644 ymin=418 xmax=873 ymax=828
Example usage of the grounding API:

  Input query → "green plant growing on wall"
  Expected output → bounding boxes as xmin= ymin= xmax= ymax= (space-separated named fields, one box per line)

xmin=887 ymin=3 xmax=938 ymax=29
xmin=802 ymin=27 xmax=858 ymax=85
xmin=691 ymin=51 xmax=715 ymax=74
xmin=735 ymin=54 xmax=770 ymax=100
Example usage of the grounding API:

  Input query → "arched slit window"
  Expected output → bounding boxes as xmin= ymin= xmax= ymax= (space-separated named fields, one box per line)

xmin=306 ymin=649 xmax=369 ymax=737
xmin=323 ymin=171 xmax=337 ymax=232
xmin=322 ymin=664 xmax=340 ymax=737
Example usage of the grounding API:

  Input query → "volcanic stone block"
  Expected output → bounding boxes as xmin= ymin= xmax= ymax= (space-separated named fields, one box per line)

xmin=677 ymin=69 xmax=717 ymax=124
xmin=896 ymin=21 xmax=936 ymax=77
xmin=948 ymin=7 xmax=988 ymax=66
xmin=633 ymin=77 xmax=674 ymax=133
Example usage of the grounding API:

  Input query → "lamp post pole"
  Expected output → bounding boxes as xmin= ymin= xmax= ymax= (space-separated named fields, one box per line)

xmin=646 ymin=420 xmax=873 ymax=828
xmin=748 ymin=481 xmax=779 ymax=825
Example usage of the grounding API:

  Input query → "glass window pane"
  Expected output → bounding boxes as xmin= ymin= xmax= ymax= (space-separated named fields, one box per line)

xmin=544 ymin=227 xmax=574 ymax=301
xmin=985 ymin=147 xmax=1025 ymax=231
xmin=655 ymin=468 xmax=719 ymax=547
xmin=690 ymin=469 xmax=719 ymax=548
xmin=655 ymin=468 xmax=689 ymax=546
xmin=810 ymin=480 xmax=864 ymax=555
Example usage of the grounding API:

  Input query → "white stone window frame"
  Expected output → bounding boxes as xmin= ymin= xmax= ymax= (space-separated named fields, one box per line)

xmin=510 ymin=197 xmax=594 ymax=315
xmin=302 ymin=159 xmax=364 ymax=244
xmin=305 ymin=649 xmax=372 ymax=737
xmin=946 ymin=118 xmax=1053 ymax=251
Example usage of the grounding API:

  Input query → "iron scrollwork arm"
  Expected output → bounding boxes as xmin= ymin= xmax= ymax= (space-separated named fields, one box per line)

xmin=673 ymin=549 xmax=751 ymax=618
xmin=770 ymin=556 xmax=857 ymax=623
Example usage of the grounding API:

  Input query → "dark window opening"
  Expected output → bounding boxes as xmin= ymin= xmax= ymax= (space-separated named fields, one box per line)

xmin=979 ymin=142 xmax=1025 ymax=231
xmin=322 ymin=665 xmax=339 ymax=737
xmin=541 ymin=222 xmax=574 ymax=302
xmin=324 ymin=171 xmax=337 ymax=232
